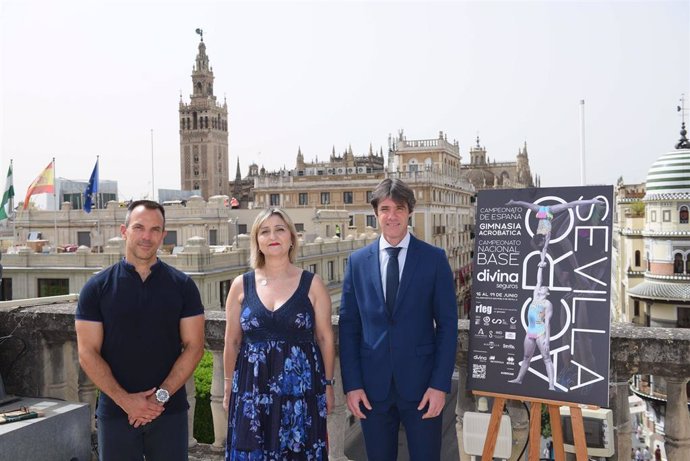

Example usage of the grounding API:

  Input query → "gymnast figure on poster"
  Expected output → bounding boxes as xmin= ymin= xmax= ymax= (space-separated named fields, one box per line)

xmin=507 ymin=197 xmax=603 ymax=263
xmin=508 ymin=261 xmax=556 ymax=390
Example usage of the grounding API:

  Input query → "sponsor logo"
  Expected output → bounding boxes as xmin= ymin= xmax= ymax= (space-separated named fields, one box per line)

xmin=505 ymin=332 xmax=516 ymax=340
xmin=473 ymin=354 xmax=487 ymax=362
xmin=476 ymin=303 xmax=493 ymax=314
xmin=484 ymin=341 xmax=497 ymax=349
xmin=483 ymin=316 xmax=491 ymax=326
xmin=477 ymin=269 xmax=519 ymax=283
xmin=492 ymin=318 xmax=506 ymax=325
xmin=502 ymin=343 xmax=515 ymax=350
xmin=500 ymin=371 xmax=514 ymax=376
xmin=492 ymin=331 xmax=504 ymax=339
xmin=477 ymin=328 xmax=485 ymax=336
xmin=506 ymin=356 xmax=515 ymax=364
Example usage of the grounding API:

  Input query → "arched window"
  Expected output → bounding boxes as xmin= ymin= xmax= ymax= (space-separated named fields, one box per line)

xmin=635 ymin=250 xmax=641 ymax=267
xmin=193 ymin=112 xmax=198 ymax=130
xmin=674 ymin=253 xmax=684 ymax=274
xmin=686 ymin=254 xmax=690 ymax=274
xmin=680 ymin=206 xmax=689 ymax=224
xmin=646 ymin=253 xmax=650 ymax=271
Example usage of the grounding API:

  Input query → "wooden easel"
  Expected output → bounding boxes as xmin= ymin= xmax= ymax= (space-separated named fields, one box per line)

xmin=473 ymin=390 xmax=596 ymax=461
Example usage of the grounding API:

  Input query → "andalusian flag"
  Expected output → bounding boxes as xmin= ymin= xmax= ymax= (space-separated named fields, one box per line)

xmin=0 ymin=165 xmax=14 ymax=220
xmin=23 ymin=161 xmax=55 ymax=209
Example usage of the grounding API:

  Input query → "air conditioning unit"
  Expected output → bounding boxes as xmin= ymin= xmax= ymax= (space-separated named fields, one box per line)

xmin=326 ymin=168 xmax=334 ymax=174
xmin=347 ymin=167 xmax=356 ymax=174
xmin=337 ymin=168 xmax=345 ymax=174
xmin=463 ymin=411 xmax=512 ymax=459
xmin=559 ymin=407 xmax=614 ymax=458
xmin=357 ymin=166 xmax=366 ymax=173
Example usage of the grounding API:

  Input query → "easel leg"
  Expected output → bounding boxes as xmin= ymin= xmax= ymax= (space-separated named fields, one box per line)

xmin=529 ymin=402 xmax=542 ymax=461
xmin=548 ymin=404 xmax=566 ymax=461
xmin=570 ymin=406 xmax=588 ymax=461
xmin=481 ymin=397 xmax=506 ymax=461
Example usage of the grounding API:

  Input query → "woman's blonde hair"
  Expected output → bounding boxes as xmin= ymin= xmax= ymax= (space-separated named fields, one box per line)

xmin=249 ymin=207 xmax=299 ymax=269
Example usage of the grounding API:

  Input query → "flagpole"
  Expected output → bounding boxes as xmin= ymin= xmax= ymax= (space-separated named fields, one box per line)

xmin=10 ymin=159 xmax=15 ymax=243
xmin=151 ymin=129 xmax=155 ymax=201
xmin=53 ymin=157 xmax=58 ymax=249
xmin=96 ymin=155 xmax=101 ymax=251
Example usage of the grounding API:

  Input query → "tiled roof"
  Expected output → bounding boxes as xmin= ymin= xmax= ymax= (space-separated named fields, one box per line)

xmin=644 ymin=149 xmax=690 ymax=198
xmin=628 ymin=280 xmax=690 ymax=301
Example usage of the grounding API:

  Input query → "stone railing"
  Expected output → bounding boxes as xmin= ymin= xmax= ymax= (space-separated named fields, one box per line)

xmin=1 ymin=301 xmax=689 ymax=461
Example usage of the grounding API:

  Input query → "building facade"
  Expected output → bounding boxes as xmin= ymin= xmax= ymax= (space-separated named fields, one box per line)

xmin=614 ymin=122 xmax=690 ymax=448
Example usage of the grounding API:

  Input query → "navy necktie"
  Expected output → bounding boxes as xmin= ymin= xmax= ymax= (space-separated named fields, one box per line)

xmin=385 ymin=247 xmax=401 ymax=315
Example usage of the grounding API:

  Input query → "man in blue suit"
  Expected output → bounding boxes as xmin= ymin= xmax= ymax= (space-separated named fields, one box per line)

xmin=339 ymin=178 xmax=458 ymax=460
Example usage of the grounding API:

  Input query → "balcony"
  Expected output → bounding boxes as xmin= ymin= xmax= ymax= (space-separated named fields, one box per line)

xmin=1 ymin=300 xmax=689 ymax=460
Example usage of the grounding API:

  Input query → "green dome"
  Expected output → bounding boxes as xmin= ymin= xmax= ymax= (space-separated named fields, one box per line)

xmin=644 ymin=149 xmax=690 ymax=200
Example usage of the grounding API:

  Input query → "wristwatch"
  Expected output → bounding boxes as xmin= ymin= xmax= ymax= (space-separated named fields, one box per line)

xmin=155 ymin=388 xmax=170 ymax=404
xmin=324 ymin=378 xmax=335 ymax=386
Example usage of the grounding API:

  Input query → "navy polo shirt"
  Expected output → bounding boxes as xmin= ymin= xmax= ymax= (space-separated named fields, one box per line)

xmin=76 ymin=259 xmax=204 ymax=419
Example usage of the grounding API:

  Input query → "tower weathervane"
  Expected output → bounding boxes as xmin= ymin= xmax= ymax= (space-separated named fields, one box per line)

xmin=195 ymin=28 xmax=204 ymax=41
xmin=676 ymin=93 xmax=690 ymax=149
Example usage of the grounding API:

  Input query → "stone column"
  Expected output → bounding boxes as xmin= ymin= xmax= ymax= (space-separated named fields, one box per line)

xmin=210 ymin=349 xmax=228 ymax=450
xmin=327 ymin=356 xmax=350 ymax=461
xmin=77 ymin=368 xmax=98 ymax=432
xmin=506 ymin=399 xmax=529 ymax=461
xmin=610 ymin=372 xmax=633 ymax=461
xmin=186 ymin=376 xmax=198 ymax=448
xmin=663 ymin=376 xmax=690 ymax=461
xmin=41 ymin=338 xmax=69 ymax=400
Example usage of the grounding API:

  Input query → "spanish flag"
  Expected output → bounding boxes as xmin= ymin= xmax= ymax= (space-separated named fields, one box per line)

xmin=23 ymin=161 xmax=55 ymax=209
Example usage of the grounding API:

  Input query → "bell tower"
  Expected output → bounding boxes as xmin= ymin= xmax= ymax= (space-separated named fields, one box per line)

xmin=179 ymin=29 xmax=229 ymax=199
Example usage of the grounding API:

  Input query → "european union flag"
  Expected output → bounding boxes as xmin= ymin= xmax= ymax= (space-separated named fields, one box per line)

xmin=83 ymin=159 xmax=99 ymax=213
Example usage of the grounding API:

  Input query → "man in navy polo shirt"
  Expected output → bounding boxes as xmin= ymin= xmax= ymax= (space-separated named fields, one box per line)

xmin=76 ymin=200 xmax=205 ymax=461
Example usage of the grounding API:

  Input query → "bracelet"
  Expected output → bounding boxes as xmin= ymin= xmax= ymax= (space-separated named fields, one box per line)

xmin=324 ymin=378 xmax=335 ymax=386
xmin=224 ymin=377 xmax=232 ymax=381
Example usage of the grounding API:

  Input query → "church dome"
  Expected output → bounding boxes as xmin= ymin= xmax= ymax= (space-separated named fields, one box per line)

xmin=463 ymin=168 xmax=496 ymax=189
xmin=644 ymin=148 xmax=690 ymax=200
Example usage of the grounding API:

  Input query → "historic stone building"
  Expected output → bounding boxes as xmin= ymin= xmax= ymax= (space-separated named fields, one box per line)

xmin=459 ymin=136 xmax=537 ymax=190
xmin=179 ymin=35 xmax=229 ymax=199
xmin=612 ymin=121 xmax=690 ymax=449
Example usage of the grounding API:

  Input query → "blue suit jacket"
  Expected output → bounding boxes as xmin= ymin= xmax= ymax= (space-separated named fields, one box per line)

xmin=339 ymin=234 xmax=458 ymax=402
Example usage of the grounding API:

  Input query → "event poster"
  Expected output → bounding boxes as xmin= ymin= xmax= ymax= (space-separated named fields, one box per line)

xmin=467 ymin=185 xmax=613 ymax=407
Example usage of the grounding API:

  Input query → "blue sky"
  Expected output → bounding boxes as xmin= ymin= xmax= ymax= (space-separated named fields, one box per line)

xmin=1 ymin=0 xmax=688 ymax=202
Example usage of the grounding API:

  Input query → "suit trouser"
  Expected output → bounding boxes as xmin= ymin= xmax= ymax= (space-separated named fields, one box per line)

xmin=360 ymin=379 xmax=442 ymax=461
xmin=97 ymin=410 xmax=188 ymax=461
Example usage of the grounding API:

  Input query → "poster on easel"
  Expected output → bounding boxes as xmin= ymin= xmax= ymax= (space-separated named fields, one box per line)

xmin=467 ymin=185 xmax=613 ymax=408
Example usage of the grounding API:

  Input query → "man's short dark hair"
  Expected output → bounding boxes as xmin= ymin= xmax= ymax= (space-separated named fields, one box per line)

xmin=370 ymin=178 xmax=416 ymax=214
xmin=125 ymin=200 xmax=166 ymax=228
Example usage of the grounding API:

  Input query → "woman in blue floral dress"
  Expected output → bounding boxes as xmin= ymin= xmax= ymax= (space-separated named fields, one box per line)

xmin=223 ymin=208 xmax=335 ymax=460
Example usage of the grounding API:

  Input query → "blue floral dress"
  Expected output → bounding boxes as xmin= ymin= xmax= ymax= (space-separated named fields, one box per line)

xmin=226 ymin=271 xmax=328 ymax=461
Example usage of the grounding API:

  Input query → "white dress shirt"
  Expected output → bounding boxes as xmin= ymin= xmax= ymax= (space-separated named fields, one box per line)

xmin=379 ymin=233 xmax=410 ymax=300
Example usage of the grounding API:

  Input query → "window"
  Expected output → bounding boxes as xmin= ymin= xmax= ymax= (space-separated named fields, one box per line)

xmin=634 ymin=250 xmax=641 ymax=267
xmin=1 ymin=278 xmax=12 ymax=301
xmin=321 ymin=192 xmax=330 ymax=205
xmin=663 ymin=210 xmax=671 ymax=222
xmin=686 ymin=254 xmax=690 ymax=274
xmin=366 ymin=215 xmax=377 ymax=228
xmin=674 ymin=253 xmax=684 ymax=274
xmin=343 ymin=191 xmax=353 ymax=204
xmin=349 ymin=215 xmax=354 ymax=227
xmin=327 ymin=261 xmax=334 ymax=281
xmin=270 ymin=194 xmax=280 ymax=206
xmin=678 ymin=307 xmax=690 ymax=328
xmin=295 ymin=223 xmax=305 ymax=232
xmin=77 ymin=231 xmax=91 ymax=247
xmin=651 ymin=210 xmax=657 ymax=222
xmin=299 ymin=193 xmax=308 ymax=206
xmin=164 ymin=230 xmax=178 ymax=246
xmin=220 ymin=279 xmax=232 ymax=309
xmin=366 ymin=191 xmax=373 ymax=203
xmin=209 ymin=229 xmax=218 ymax=245
xmin=634 ymin=300 xmax=640 ymax=317
xmin=680 ymin=206 xmax=689 ymax=224
xmin=238 ymin=224 xmax=248 ymax=235
xmin=308 ymin=264 xmax=318 ymax=274
xmin=38 ymin=278 xmax=69 ymax=297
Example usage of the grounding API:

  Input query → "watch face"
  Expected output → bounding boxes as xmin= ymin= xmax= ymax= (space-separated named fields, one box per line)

xmin=156 ymin=388 xmax=170 ymax=403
